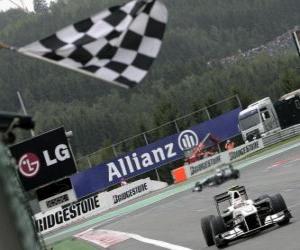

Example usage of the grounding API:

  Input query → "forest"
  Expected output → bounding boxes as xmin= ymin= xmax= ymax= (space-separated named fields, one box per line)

xmin=1 ymin=0 xmax=300 ymax=168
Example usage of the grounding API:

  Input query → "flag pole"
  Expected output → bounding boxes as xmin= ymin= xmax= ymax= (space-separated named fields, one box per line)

xmin=17 ymin=91 xmax=35 ymax=137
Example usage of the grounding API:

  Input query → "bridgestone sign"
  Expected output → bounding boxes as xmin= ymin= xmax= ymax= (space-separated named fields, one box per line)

xmin=35 ymin=195 xmax=101 ymax=233
xmin=34 ymin=179 xmax=163 ymax=234
xmin=184 ymin=139 xmax=264 ymax=178
xmin=113 ymin=183 xmax=148 ymax=204
xmin=228 ymin=141 xmax=261 ymax=161
xmin=190 ymin=155 xmax=222 ymax=176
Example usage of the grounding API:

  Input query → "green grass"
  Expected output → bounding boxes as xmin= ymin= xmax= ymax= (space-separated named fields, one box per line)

xmin=51 ymin=239 xmax=97 ymax=250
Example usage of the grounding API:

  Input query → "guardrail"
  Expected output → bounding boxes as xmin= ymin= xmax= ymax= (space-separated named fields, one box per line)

xmin=262 ymin=124 xmax=300 ymax=147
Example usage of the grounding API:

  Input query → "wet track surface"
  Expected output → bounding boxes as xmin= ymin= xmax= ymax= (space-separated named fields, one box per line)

xmin=47 ymin=143 xmax=300 ymax=250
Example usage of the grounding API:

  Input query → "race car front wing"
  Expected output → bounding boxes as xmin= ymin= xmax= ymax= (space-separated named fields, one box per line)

xmin=216 ymin=210 xmax=292 ymax=243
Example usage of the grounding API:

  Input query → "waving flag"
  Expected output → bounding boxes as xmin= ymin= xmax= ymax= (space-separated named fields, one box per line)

xmin=4 ymin=0 xmax=168 ymax=88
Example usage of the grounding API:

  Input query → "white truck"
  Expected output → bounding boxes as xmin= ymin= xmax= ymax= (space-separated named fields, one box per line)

xmin=238 ymin=97 xmax=281 ymax=142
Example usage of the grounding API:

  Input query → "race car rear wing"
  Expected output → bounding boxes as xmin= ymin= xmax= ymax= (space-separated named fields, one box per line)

xmin=214 ymin=186 xmax=248 ymax=214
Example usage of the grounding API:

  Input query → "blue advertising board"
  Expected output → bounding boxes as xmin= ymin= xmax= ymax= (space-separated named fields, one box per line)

xmin=71 ymin=108 xmax=241 ymax=198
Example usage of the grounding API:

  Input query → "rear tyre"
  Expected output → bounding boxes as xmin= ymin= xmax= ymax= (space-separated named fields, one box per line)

xmin=214 ymin=176 xmax=222 ymax=185
xmin=210 ymin=216 xmax=228 ymax=248
xmin=257 ymin=194 xmax=270 ymax=200
xmin=270 ymin=193 xmax=290 ymax=226
xmin=201 ymin=215 xmax=214 ymax=246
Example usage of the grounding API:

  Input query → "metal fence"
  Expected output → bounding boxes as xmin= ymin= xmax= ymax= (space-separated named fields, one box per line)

xmin=76 ymin=95 xmax=242 ymax=170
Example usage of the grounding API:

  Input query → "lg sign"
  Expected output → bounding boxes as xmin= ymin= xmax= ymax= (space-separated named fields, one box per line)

xmin=18 ymin=153 xmax=40 ymax=177
xmin=10 ymin=127 xmax=76 ymax=191
xmin=43 ymin=144 xmax=71 ymax=166
xmin=18 ymin=144 xmax=71 ymax=177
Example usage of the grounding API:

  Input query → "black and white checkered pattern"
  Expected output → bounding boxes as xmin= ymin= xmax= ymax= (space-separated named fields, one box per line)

xmin=18 ymin=0 xmax=168 ymax=88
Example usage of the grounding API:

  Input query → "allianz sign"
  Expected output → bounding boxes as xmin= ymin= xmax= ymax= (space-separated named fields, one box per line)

xmin=71 ymin=108 xmax=241 ymax=198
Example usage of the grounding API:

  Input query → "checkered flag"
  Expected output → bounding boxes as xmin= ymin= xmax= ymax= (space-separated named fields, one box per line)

xmin=16 ymin=0 xmax=168 ymax=88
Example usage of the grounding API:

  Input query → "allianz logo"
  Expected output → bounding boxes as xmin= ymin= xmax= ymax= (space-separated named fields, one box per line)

xmin=177 ymin=130 xmax=199 ymax=151
xmin=107 ymin=130 xmax=199 ymax=182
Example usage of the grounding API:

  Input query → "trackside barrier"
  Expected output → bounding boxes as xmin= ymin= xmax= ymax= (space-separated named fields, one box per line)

xmin=34 ymin=178 xmax=167 ymax=235
xmin=108 ymin=179 xmax=152 ymax=207
xmin=182 ymin=139 xmax=264 ymax=179
xmin=171 ymin=166 xmax=187 ymax=183
xmin=262 ymin=124 xmax=300 ymax=147
xmin=39 ymin=189 xmax=77 ymax=212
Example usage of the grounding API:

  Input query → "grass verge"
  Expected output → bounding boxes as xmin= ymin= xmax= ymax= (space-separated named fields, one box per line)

xmin=50 ymin=238 xmax=96 ymax=250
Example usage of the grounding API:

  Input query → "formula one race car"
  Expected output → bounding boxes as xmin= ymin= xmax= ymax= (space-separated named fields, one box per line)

xmin=192 ymin=165 xmax=239 ymax=192
xmin=201 ymin=186 xmax=292 ymax=248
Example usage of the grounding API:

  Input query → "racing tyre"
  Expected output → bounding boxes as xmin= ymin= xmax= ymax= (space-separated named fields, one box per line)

xmin=270 ymin=193 xmax=290 ymax=226
xmin=214 ymin=176 xmax=222 ymax=185
xmin=210 ymin=216 xmax=228 ymax=248
xmin=201 ymin=215 xmax=214 ymax=246
xmin=254 ymin=194 xmax=270 ymax=204
xmin=257 ymin=194 xmax=270 ymax=200
xmin=233 ymin=170 xmax=240 ymax=179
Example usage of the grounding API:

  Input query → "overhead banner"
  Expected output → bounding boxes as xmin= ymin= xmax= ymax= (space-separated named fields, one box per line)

xmin=71 ymin=108 xmax=241 ymax=198
xmin=10 ymin=127 xmax=77 ymax=191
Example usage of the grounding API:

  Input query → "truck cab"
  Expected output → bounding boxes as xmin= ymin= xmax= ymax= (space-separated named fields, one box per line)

xmin=238 ymin=97 xmax=281 ymax=142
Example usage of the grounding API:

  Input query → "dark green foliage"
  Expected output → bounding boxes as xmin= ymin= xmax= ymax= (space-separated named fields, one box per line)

xmin=0 ymin=0 xmax=300 ymax=168
xmin=33 ymin=0 xmax=48 ymax=13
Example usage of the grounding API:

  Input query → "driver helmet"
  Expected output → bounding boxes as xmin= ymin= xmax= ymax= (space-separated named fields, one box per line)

xmin=229 ymin=190 xmax=244 ymax=208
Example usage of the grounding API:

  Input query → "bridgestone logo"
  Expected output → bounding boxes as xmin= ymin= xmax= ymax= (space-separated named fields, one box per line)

xmin=36 ymin=195 xmax=100 ymax=233
xmin=229 ymin=141 xmax=259 ymax=161
xmin=113 ymin=183 xmax=148 ymax=204
xmin=191 ymin=155 xmax=221 ymax=176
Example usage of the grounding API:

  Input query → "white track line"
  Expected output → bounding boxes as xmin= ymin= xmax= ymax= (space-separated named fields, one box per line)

xmin=89 ymin=229 xmax=193 ymax=250
xmin=127 ymin=232 xmax=193 ymax=250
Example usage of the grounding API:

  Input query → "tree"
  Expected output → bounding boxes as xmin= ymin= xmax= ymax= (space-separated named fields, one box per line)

xmin=33 ymin=0 xmax=48 ymax=13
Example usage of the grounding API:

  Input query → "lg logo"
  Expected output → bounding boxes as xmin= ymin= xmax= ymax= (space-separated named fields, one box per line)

xmin=178 ymin=130 xmax=199 ymax=151
xmin=43 ymin=144 xmax=71 ymax=166
xmin=18 ymin=153 xmax=40 ymax=177
xmin=18 ymin=144 xmax=71 ymax=178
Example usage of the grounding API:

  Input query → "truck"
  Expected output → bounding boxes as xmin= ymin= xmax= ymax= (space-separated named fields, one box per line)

xmin=238 ymin=89 xmax=300 ymax=142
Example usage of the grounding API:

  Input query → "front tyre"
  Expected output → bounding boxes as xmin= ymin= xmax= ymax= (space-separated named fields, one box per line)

xmin=270 ymin=193 xmax=290 ymax=226
xmin=201 ymin=215 xmax=214 ymax=246
xmin=210 ymin=216 xmax=228 ymax=248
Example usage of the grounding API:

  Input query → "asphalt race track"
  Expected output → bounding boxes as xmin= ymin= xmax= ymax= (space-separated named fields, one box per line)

xmin=48 ymin=142 xmax=300 ymax=250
